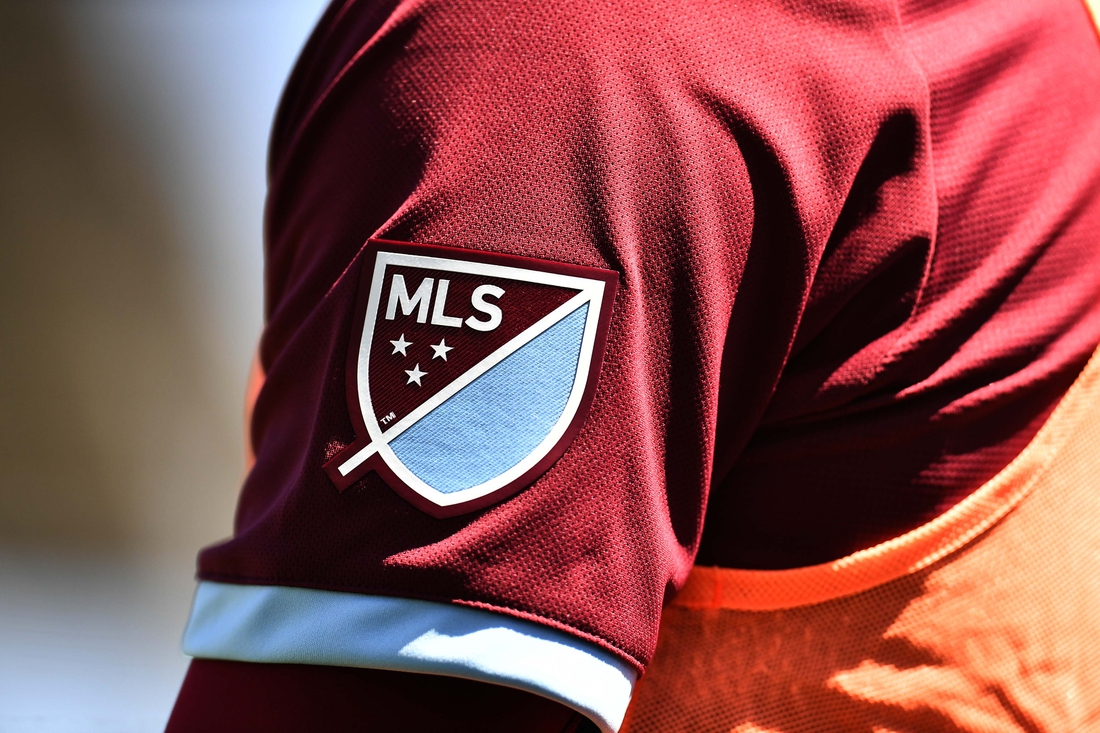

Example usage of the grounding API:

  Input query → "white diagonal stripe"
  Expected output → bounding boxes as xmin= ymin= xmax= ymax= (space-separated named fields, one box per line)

xmin=338 ymin=291 xmax=592 ymax=477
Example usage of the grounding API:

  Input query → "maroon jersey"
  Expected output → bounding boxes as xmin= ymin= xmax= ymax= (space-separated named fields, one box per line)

xmin=174 ymin=0 xmax=1100 ymax=728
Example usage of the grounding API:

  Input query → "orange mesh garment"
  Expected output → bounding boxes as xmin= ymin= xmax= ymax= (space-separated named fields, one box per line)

xmin=623 ymin=339 xmax=1100 ymax=733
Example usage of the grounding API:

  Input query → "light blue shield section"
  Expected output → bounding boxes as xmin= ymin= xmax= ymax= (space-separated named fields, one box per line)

xmin=389 ymin=302 xmax=588 ymax=494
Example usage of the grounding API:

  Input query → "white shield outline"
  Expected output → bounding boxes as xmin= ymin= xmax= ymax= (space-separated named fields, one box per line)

xmin=326 ymin=242 xmax=617 ymax=516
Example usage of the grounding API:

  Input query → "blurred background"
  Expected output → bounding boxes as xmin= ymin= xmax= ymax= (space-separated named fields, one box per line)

xmin=0 ymin=1 xmax=327 ymax=729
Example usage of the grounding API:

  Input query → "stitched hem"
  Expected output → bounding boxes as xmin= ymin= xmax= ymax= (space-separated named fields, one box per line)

xmin=194 ymin=570 xmax=646 ymax=673
xmin=182 ymin=581 xmax=636 ymax=732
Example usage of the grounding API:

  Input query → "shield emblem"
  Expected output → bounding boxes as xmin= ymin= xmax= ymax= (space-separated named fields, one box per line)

xmin=325 ymin=239 xmax=618 ymax=517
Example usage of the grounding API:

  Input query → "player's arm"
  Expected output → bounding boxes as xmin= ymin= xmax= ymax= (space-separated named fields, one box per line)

xmin=169 ymin=345 xmax=590 ymax=731
xmin=168 ymin=659 xmax=592 ymax=732
xmin=167 ymin=0 xmax=928 ymax=728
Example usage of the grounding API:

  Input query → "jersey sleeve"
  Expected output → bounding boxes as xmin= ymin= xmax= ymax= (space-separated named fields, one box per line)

xmin=182 ymin=0 xmax=934 ymax=728
xmin=167 ymin=658 xmax=593 ymax=733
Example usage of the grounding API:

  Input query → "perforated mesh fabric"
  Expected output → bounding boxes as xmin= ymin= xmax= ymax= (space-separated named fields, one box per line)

xmin=622 ymin=343 xmax=1100 ymax=732
xmin=197 ymin=0 xmax=1100 ymax=674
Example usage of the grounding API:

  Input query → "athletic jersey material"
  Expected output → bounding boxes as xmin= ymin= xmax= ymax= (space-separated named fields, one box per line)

xmin=700 ymin=0 xmax=1100 ymax=570
xmin=624 ymin=341 xmax=1100 ymax=731
xmin=167 ymin=659 xmax=594 ymax=733
xmin=177 ymin=0 xmax=1100 ymax=727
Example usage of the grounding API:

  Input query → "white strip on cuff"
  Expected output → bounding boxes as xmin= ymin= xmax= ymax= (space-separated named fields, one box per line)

xmin=182 ymin=581 xmax=636 ymax=732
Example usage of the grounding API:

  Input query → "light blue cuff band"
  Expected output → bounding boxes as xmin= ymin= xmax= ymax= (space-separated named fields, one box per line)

xmin=182 ymin=581 xmax=636 ymax=732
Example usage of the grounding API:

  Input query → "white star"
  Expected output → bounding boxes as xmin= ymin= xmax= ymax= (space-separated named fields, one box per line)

xmin=430 ymin=338 xmax=454 ymax=361
xmin=390 ymin=334 xmax=412 ymax=356
xmin=404 ymin=363 xmax=427 ymax=387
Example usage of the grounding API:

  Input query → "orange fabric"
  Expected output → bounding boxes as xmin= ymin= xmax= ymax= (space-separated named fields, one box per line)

xmin=243 ymin=347 xmax=265 ymax=475
xmin=623 ymin=339 xmax=1100 ymax=732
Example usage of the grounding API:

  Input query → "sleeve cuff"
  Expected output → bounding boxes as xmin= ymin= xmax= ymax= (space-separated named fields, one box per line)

xmin=181 ymin=581 xmax=636 ymax=732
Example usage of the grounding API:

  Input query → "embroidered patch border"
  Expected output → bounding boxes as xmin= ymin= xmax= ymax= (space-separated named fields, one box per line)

xmin=324 ymin=239 xmax=618 ymax=517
